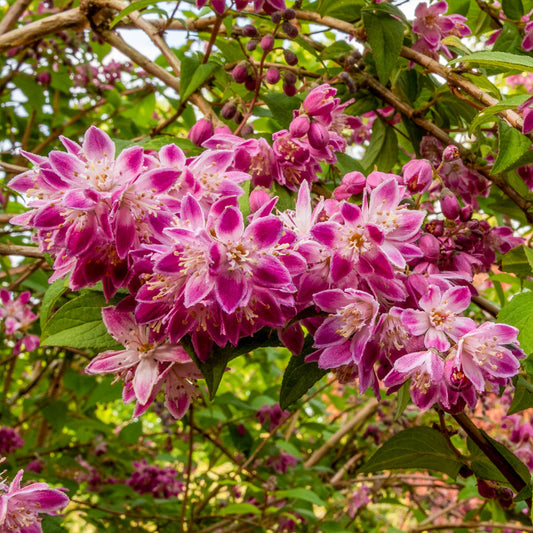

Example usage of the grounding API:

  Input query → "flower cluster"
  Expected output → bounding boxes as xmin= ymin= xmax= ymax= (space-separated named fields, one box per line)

xmin=126 ymin=460 xmax=184 ymax=499
xmin=10 ymin=82 xmax=525 ymax=417
xmin=0 ymin=290 xmax=39 ymax=355
xmin=0 ymin=427 xmax=25 ymax=455
xmin=0 ymin=469 xmax=69 ymax=533
xmin=412 ymin=1 xmax=471 ymax=59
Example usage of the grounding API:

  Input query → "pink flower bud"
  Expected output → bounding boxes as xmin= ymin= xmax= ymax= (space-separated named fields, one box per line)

xmin=260 ymin=34 xmax=275 ymax=52
xmin=402 ymin=159 xmax=433 ymax=194
xmin=419 ymin=234 xmax=440 ymax=260
xmin=459 ymin=205 xmax=473 ymax=222
xmin=440 ymin=190 xmax=460 ymax=220
xmin=265 ymin=67 xmax=280 ymax=84
xmin=282 ymin=21 xmax=298 ymax=39
xmin=289 ymin=115 xmax=310 ymax=137
xmin=283 ymin=82 xmax=296 ymax=96
xmin=246 ymin=39 xmax=258 ymax=51
xmin=36 ymin=71 xmax=52 ymax=85
xmin=242 ymin=24 xmax=258 ymax=37
xmin=283 ymin=49 xmax=298 ymax=66
xmin=188 ymin=118 xmax=213 ymax=146
xmin=244 ymin=76 xmax=256 ymax=91
xmin=333 ymin=171 xmax=366 ymax=200
xmin=232 ymin=63 xmax=249 ymax=83
xmin=308 ymin=122 xmax=329 ymax=149
xmin=442 ymin=145 xmax=460 ymax=161
xmin=249 ymin=188 xmax=271 ymax=213
xmin=221 ymin=102 xmax=237 ymax=120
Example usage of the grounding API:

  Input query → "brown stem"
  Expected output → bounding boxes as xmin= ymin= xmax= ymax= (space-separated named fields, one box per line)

xmin=453 ymin=412 xmax=528 ymax=495
xmin=0 ymin=243 xmax=44 ymax=258
xmin=8 ymin=259 xmax=46 ymax=290
xmin=202 ymin=14 xmax=224 ymax=64
xmin=180 ymin=406 xmax=194 ymax=533
xmin=0 ymin=0 xmax=34 ymax=35
xmin=410 ymin=522 xmax=533 ymax=533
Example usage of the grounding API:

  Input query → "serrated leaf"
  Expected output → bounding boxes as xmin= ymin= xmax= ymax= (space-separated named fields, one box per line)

xmin=359 ymin=427 xmax=463 ymax=478
xmin=508 ymin=376 xmax=533 ymax=414
xmin=467 ymin=432 xmax=531 ymax=485
xmin=276 ymin=488 xmax=325 ymax=507
xmin=41 ymin=292 xmax=122 ymax=350
xmin=279 ymin=337 xmax=328 ymax=410
xmin=182 ymin=328 xmax=282 ymax=400
xmin=497 ymin=291 xmax=533 ymax=354
xmin=449 ymin=51 xmax=533 ymax=72
xmin=181 ymin=61 xmax=219 ymax=101
xmin=492 ymin=119 xmax=532 ymax=174
xmin=362 ymin=6 xmax=405 ymax=84
xmin=361 ymin=119 xmax=398 ymax=172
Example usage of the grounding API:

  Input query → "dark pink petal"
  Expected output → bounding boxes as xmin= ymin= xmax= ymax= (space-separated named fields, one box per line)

xmin=314 ymin=289 xmax=351 ymax=313
xmin=33 ymin=205 xmax=64 ymax=228
xmin=314 ymin=317 xmax=345 ymax=348
xmin=114 ymin=206 xmax=135 ymax=259
xmin=253 ymin=256 xmax=292 ymax=287
xmin=402 ymin=309 xmax=429 ymax=336
xmin=85 ymin=349 xmax=138 ymax=374
xmin=419 ymin=285 xmax=441 ymax=312
xmin=82 ymin=126 xmax=115 ymax=161
xmin=66 ymin=217 xmax=96 ymax=256
xmin=340 ymin=201 xmax=362 ymax=223
xmin=424 ymin=328 xmax=450 ymax=351
xmin=215 ymin=270 xmax=247 ymax=313
xmin=180 ymin=194 xmax=204 ymax=228
xmin=102 ymin=307 xmax=136 ymax=345
xmin=59 ymin=135 xmax=81 ymax=154
xmin=8 ymin=172 xmax=36 ymax=192
xmin=245 ymin=216 xmax=282 ymax=248
xmin=443 ymin=286 xmax=471 ymax=313
xmin=21 ymin=150 xmax=48 ymax=165
xmin=63 ymin=189 xmax=98 ymax=209
xmin=184 ymin=271 xmax=213 ymax=307
xmin=115 ymin=145 xmax=144 ymax=177
xmin=159 ymin=144 xmax=186 ymax=167
xmin=318 ymin=343 xmax=352 ymax=368
xmin=369 ymin=178 xmax=399 ymax=213
xmin=49 ymin=151 xmax=85 ymax=179
xmin=17 ymin=488 xmax=69 ymax=512
xmin=215 ymin=206 xmax=244 ymax=242
xmin=311 ymin=221 xmax=338 ymax=247
xmin=331 ymin=253 xmax=352 ymax=282
xmin=135 ymin=168 xmax=180 ymax=193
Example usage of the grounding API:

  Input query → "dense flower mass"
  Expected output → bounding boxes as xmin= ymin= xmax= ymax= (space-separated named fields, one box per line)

xmin=9 ymin=79 xmax=526 ymax=418
xmin=0 ymin=469 xmax=69 ymax=533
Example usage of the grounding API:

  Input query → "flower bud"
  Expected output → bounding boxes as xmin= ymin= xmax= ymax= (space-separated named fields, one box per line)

xmin=333 ymin=171 xmax=366 ymax=200
xmin=402 ymin=159 xmax=433 ymax=194
xmin=308 ymin=122 xmax=329 ymax=149
xmin=265 ymin=67 xmax=280 ymax=84
xmin=271 ymin=11 xmax=282 ymax=23
xmin=283 ymin=82 xmax=297 ymax=97
xmin=232 ymin=62 xmax=249 ymax=83
xmin=246 ymin=39 xmax=258 ymax=51
xmin=260 ymin=34 xmax=275 ymax=52
xmin=289 ymin=115 xmax=310 ymax=137
xmin=244 ymin=76 xmax=256 ymax=91
xmin=442 ymin=145 xmax=460 ymax=161
xmin=250 ymin=188 xmax=271 ymax=213
xmin=419 ymin=234 xmax=440 ymax=261
xmin=284 ymin=71 xmax=297 ymax=85
xmin=242 ymin=24 xmax=258 ymax=37
xmin=440 ymin=190 xmax=460 ymax=220
xmin=233 ymin=109 xmax=243 ymax=124
xmin=36 ymin=71 xmax=52 ymax=85
xmin=188 ymin=118 xmax=213 ymax=146
xmin=283 ymin=8 xmax=296 ymax=20
xmin=221 ymin=102 xmax=237 ymax=120
xmin=477 ymin=479 xmax=497 ymax=500
xmin=459 ymin=204 xmax=473 ymax=222
xmin=240 ymin=124 xmax=253 ymax=136
xmin=283 ymin=49 xmax=298 ymax=66
xmin=282 ymin=21 xmax=298 ymax=39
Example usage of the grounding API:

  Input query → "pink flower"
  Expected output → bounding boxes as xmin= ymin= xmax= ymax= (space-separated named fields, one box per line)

xmin=401 ymin=285 xmax=475 ymax=352
xmin=86 ymin=305 xmax=201 ymax=418
xmin=447 ymin=323 xmax=524 ymax=393
xmin=0 ymin=469 xmax=69 ymax=533
xmin=523 ymin=21 xmax=533 ymax=51
xmin=0 ymin=427 xmax=24 ymax=455
xmin=311 ymin=288 xmax=379 ymax=369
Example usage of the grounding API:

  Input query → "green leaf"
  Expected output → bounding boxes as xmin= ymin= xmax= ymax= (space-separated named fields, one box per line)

xmin=182 ymin=328 xmax=282 ymax=400
xmin=359 ymin=427 xmax=464 ymax=478
xmin=42 ymin=400 xmax=68 ymax=432
xmin=468 ymin=432 xmax=531 ymax=485
xmin=501 ymin=245 xmax=533 ymax=278
xmin=502 ymin=0 xmax=524 ymax=19
xmin=361 ymin=119 xmax=398 ymax=172
xmin=40 ymin=278 xmax=69 ymax=331
xmin=110 ymin=0 xmax=157 ymax=28
xmin=394 ymin=381 xmax=411 ymax=421
xmin=497 ymin=291 xmax=533 ymax=354
xmin=493 ymin=21 xmax=524 ymax=54
xmin=119 ymin=421 xmax=143 ymax=444
xmin=262 ymin=92 xmax=302 ymax=130
xmin=508 ymin=376 xmax=533 ymax=415
xmin=41 ymin=292 xmax=122 ymax=350
xmin=492 ymin=119 xmax=532 ymax=174
xmin=469 ymin=95 xmax=528 ymax=133
xmin=276 ymin=488 xmax=326 ymax=507
xmin=219 ymin=503 xmax=261 ymax=516
xmin=279 ymin=337 xmax=328 ymax=410
xmin=449 ymin=51 xmax=533 ymax=72
xmin=181 ymin=61 xmax=219 ymax=102
xmin=362 ymin=6 xmax=405 ymax=84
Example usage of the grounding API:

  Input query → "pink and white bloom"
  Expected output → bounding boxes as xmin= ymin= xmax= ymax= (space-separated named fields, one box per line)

xmin=311 ymin=288 xmax=379 ymax=369
xmin=86 ymin=305 xmax=201 ymax=417
xmin=0 ymin=469 xmax=69 ymax=533
xmin=401 ymin=285 xmax=475 ymax=351
xmin=446 ymin=323 xmax=524 ymax=393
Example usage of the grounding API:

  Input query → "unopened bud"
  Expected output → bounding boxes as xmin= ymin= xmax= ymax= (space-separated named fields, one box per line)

xmin=283 ymin=49 xmax=298 ymax=66
xmin=459 ymin=205 xmax=473 ymax=222
xmin=419 ymin=234 xmax=440 ymax=261
xmin=283 ymin=8 xmax=296 ymax=20
xmin=242 ymin=24 xmax=258 ymax=37
xmin=289 ymin=115 xmax=310 ymax=137
xmin=221 ymin=102 xmax=237 ymax=120
xmin=271 ymin=11 xmax=282 ymax=24
xmin=283 ymin=83 xmax=297 ymax=97
xmin=308 ymin=122 xmax=329 ymax=149
xmin=260 ymin=34 xmax=275 ymax=52
xmin=246 ymin=39 xmax=258 ymax=51
xmin=265 ymin=67 xmax=280 ymax=84
xmin=443 ymin=145 xmax=460 ymax=161
xmin=244 ymin=76 xmax=256 ymax=91
xmin=284 ymin=71 xmax=297 ymax=85
xmin=440 ymin=190 xmax=460 ymax=220
xmin=232 ymin=63 xmax=249 ymax=84
xmin=282 ymin=21 xmax=298 ymax=39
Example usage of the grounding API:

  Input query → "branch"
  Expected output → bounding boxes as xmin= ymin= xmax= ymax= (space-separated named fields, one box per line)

xmin=0 ymin=243 xmax=44 ymax=258
xmin=0 ymin=0 xmax=34 ymax=35
xmin=410 ymin=521 xmax=533 ymax=533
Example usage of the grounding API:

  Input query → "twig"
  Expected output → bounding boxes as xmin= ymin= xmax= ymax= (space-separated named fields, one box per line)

xmin=181 ymin=406 xmax=194 ymax=533
xmin=0 ymin=243 xmax=44 ymax=258
xmin=304 ymin=398 xmax=379 ymax=468
xmin=0 ymin=0 xmax=34 ymax=35
xmin=410 ymin=521 xmax=533 ymax=532
xmin=0 ymin=161 xmax=28 ymax=174
xmin=8 ymin=258 xmax=45 ymax=290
